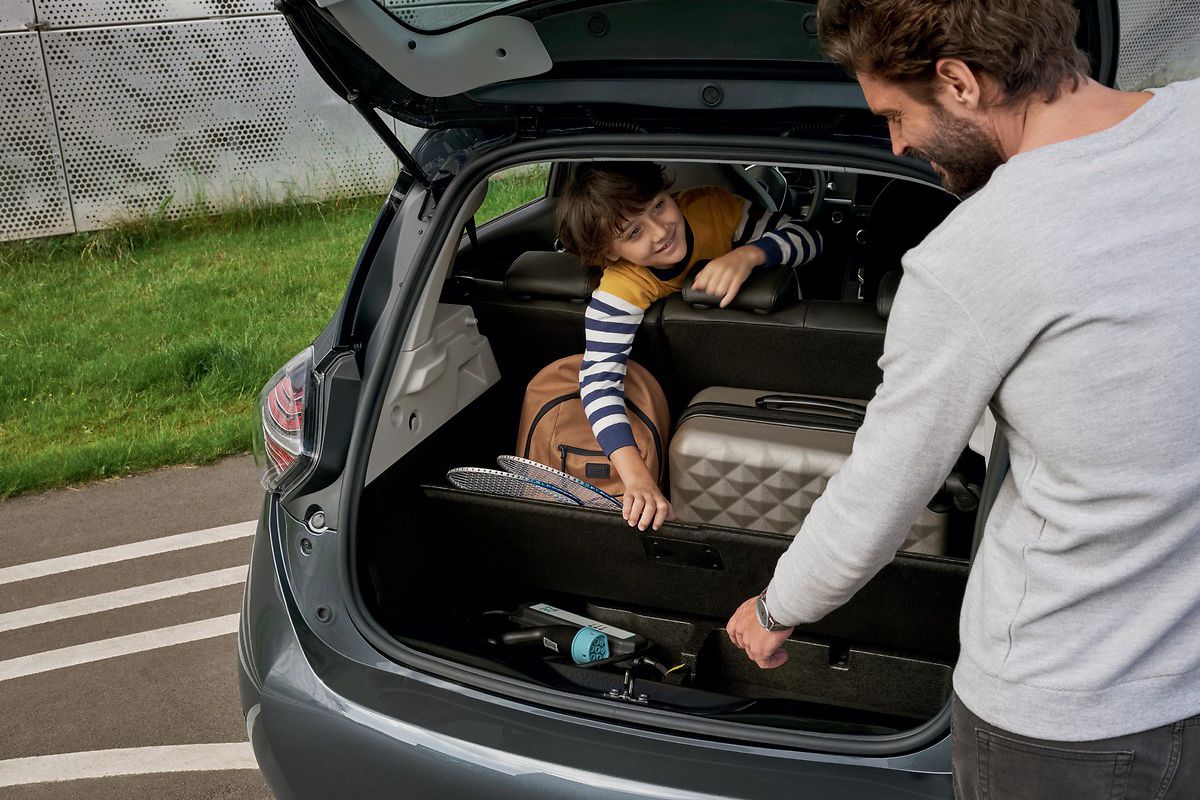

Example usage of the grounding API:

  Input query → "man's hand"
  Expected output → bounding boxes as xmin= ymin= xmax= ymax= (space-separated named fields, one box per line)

xmin=610 ymin=446 xmax=674 ymax=531
xmin=727 ymin=596 xmax=792 ymax=669
xmin=691 ymin=245 xmax=766 ymax=308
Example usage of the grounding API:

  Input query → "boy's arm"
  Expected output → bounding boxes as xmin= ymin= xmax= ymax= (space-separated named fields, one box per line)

xmin=692 ymin=196 xmax=824 ymax=308
xmin=731 ymin=201 xmax=824 ymax=270
xmin=580 ymin=290 xmax=644 ymax=458
xmin=580 ymin=290 xmax=673 ymax=531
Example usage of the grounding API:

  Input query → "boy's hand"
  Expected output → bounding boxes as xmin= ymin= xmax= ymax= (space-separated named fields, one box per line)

xmin=609 ymin=446 xmax=674 ymax=531
xmin=622 ymin=477 xmax=675 ymax=532
xmin=691 ymin=245 xmax=766 ymax=308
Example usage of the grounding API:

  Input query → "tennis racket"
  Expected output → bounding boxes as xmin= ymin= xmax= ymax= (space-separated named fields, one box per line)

xmin=446 ymin=467 xmax=583 ymax=506
xmin=496 ymin=455 xmax=621 ymax=511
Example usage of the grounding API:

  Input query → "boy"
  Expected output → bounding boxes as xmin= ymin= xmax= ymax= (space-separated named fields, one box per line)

xmin=556 ymin=162 xmax=824 ymax=532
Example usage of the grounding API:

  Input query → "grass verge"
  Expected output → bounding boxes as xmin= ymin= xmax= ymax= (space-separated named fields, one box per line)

xmin=0 ymin=165 xmax=548 ymax=498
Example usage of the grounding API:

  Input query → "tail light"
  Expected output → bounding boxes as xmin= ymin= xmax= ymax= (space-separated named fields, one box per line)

xmin=254 ymin=347 xmax=317 ymax=492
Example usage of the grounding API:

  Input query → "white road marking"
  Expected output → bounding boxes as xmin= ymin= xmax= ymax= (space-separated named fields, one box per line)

xmin=0 ymin=743 xmax=258 ymax=787
xmin=0 ymin=521 xmax=255 ymax=586
xmin=0 ymin=614 xmax=240 ymax=682
xmin=0 ymin=567 xmax=248 ymax=633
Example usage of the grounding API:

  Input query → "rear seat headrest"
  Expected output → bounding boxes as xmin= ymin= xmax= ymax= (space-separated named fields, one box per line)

xmin=681 ymin=260 xmax=800 ymax=314
xmin=876 ymin=270 xmax=902 ymax=319
xmin=505 ymin=251 xmax=599 ymax=302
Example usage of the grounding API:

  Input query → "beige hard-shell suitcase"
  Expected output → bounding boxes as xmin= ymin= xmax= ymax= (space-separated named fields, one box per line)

xmin=669 ymin=387 xmax=949 ymax=554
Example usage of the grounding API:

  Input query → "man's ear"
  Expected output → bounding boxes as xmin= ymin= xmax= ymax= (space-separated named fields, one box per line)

xmin=934 ymin=58 xmax=984 ymax=109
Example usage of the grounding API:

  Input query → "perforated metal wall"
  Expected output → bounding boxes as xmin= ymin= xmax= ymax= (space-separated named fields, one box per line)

xmin=42 ymin=16 xmax=397 ymax=231
xmin=0 ymin=32 xmax=75 ymax=240
xmin=1116 ymin=0 xmax=1200 ymax=89
xmin=35 ymin=0 xmax=270 ymax=27
xmin=1 ymin=0 xmax=33 ymax=31
xmin=3 ymin=4 xmax=401 ymax=241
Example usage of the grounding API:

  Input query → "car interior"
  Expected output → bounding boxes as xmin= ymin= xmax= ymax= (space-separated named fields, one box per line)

xmin=352 ymin=158 xmax=984 ymax=737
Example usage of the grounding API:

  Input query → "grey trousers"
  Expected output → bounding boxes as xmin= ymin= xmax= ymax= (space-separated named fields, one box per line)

xmin=951 ymin=694 xmax=1200 ymax=800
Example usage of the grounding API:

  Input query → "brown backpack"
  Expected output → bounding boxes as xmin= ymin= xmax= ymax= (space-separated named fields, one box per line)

xmin=515 ymin=355 xmax=669 ymax=497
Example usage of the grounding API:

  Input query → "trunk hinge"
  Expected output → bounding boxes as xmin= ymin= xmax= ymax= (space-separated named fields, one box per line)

xmin=278 ymin=0 xmax=431 ymax=187
xmin=345 ymin=92 xmax=432 ymax=188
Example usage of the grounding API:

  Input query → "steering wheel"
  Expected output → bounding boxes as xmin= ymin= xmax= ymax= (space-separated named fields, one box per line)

xmin=788 ymin=168 xmax=826 ymax=222
xmin=740 ymin=164 xmax=788 ymax=213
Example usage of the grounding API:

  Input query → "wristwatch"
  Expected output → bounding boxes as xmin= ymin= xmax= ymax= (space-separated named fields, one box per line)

xmin=755 ymin=589 xmax=789 ymax=632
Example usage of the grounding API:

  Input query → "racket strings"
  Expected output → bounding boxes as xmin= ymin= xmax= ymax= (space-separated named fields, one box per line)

xmin=446 ymin=458 xmax=621 ymax=511
xmin=496 ymin=456 xmax=621 ymax=510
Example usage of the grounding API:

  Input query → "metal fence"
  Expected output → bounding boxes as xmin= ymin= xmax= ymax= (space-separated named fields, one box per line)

xmin=2 ymin=0 xmax=1198 ymax=242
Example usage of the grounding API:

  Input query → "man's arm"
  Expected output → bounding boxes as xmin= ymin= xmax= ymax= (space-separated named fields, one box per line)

xmin=729 ymin=260 xmax=1005 ymax=665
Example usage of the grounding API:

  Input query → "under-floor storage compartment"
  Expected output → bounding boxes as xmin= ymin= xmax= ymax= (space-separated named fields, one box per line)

xmin=365 ymin=481 xmax=967 ymax=735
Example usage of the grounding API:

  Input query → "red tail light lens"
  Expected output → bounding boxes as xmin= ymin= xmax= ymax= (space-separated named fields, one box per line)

xmin=254 ymin=348 xmax=316 ymax=492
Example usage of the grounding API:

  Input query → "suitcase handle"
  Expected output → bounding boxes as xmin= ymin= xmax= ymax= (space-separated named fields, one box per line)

xmin=754 ymin=394 xmax=867 ymax=422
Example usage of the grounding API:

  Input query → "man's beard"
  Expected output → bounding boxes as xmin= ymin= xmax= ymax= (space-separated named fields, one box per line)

xmin=910 ymin=105 xmax=1006 ymax=197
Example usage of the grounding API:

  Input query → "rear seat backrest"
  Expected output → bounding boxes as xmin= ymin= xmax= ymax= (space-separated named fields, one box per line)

xmin=504 ymin=251 xmax=598 ymax=303
xmin=660 ymin=292 xmax=890 ymax=408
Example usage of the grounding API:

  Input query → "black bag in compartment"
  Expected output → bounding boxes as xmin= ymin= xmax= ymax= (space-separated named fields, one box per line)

xmin=669 ymin=388 xmax=963 ymax=555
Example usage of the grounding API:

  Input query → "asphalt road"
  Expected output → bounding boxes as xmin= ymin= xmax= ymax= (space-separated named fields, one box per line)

xmin=0 ymin=455 xmax=273 ymax=799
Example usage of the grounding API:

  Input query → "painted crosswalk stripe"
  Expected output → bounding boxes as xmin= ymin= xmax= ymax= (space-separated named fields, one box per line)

xmin=0 ymin=614 xmax=241 ymax=682
xmin=0 ymin=743 xmax=258 ymax=787
xmin=0 ymin=567 xmax=248 ymax=633
xmin=0 ymin=521 xmax=255 ymax=586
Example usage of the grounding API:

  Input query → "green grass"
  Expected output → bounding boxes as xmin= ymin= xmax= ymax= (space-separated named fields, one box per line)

xmin=0 ymin=165 xmax=548 ymax=498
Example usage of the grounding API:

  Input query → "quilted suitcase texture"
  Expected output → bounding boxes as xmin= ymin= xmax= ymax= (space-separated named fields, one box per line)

xmin=669 ymin=388 xmax=949 ymax=554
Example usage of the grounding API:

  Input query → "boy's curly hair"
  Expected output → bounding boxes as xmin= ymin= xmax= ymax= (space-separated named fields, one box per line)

xmin=817 ymin=0 xmax=1090 ymax=105
xmin=556 ymin=162 xmax=670 ymax=267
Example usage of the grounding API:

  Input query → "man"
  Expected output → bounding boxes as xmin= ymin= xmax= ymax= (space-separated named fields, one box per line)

xmin=725 ymin=1 xmax=1200 ymax=797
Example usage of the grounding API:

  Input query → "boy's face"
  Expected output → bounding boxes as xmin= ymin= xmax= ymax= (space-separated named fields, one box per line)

xmin=606 ymin=192 xmax=687 ymax=267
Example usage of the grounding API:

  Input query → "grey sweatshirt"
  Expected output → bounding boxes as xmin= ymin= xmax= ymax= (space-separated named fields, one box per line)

xmin=765 ymin=78 xmax=1200 ymax=741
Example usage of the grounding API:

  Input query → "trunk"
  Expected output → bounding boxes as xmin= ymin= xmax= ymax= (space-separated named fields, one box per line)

xmin=357 ymin=397 xmax=968 ymax=736
xmin=351 ymin=159 xmax=982 ymax=739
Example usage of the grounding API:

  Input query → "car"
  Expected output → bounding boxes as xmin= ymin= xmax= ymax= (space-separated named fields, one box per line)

xmin=238 ymin=1 xmax=1119 ymax=797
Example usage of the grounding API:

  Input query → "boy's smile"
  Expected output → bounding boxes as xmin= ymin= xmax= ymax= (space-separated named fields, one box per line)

xmin=607 ymin=192 xmax=687 ymax=267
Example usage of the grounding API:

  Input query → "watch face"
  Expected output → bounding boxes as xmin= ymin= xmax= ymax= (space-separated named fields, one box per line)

xmin=755 ymin=594 xmax=770 ymax=628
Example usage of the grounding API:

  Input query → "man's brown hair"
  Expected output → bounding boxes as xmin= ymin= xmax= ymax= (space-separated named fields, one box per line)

xmin=818 ymin=0 xmax=1090 ymax=105
xmin=556 ymin=162 xmax=670 ymax=266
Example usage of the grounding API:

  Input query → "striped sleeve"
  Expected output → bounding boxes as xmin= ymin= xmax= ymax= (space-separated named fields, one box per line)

xmin=731 ymin=201 xmax=824 ymax=270
xmin=580 ymin=289 xmax=645 ymax=456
